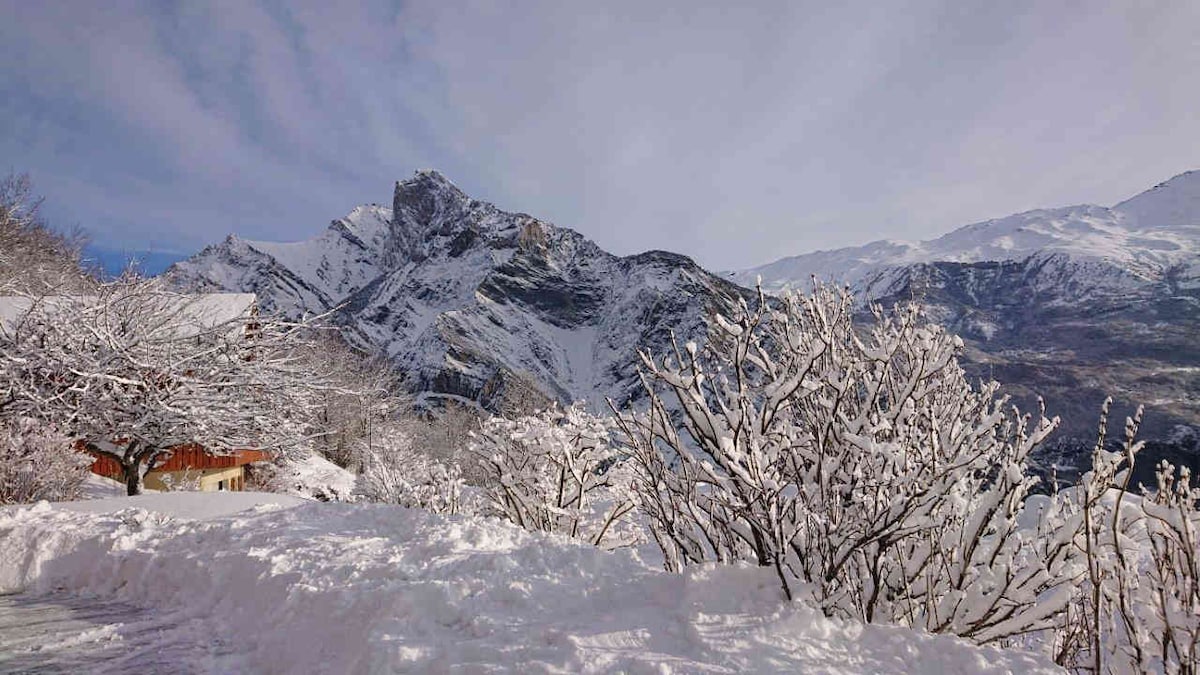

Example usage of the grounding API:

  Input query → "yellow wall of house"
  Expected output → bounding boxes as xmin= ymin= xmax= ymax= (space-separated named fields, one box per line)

xmin=144 ymin=466 xmax=244 ymax=492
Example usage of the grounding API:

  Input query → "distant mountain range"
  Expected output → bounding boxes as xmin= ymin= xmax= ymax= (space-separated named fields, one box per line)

xmin=728 ymin=171 xmax=1200 ymax=482
xmin=167 ymin=169 xmax=1199 ymax=483
xmin=728 ymin=171 xmax=1200 ymax=297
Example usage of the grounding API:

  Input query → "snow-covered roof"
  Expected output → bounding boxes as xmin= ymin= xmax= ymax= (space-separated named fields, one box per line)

xmin=166 ymin=293 xmax=257 ymax=336
xmin=0 ymin=293 xmax=257 ymax=335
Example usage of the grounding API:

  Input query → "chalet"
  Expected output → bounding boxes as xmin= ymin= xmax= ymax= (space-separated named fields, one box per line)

xmin=86 ymin=444 xmax=271 ymax=492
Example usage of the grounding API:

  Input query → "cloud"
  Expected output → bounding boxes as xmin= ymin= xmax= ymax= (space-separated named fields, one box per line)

xmin=1 ymin=0 xmax=1198 ymax=269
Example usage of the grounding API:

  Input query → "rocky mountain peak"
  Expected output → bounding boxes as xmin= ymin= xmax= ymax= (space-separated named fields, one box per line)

xmin=168 ymin=170 xmax=749 ymax=411
xmin=393 ymin=170 xmax=468 ymax=221
xmin=386 ymin=170 xmax=486 ymax=264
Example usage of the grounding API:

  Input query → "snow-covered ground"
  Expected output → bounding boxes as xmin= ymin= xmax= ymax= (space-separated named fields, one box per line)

xmin=0 ymin=494 xmax=1061 ymax=673
xmin=0 ymin=592 xmax=238 ymax=674
xmin=265 ymin=451 xmax=357 ymax=502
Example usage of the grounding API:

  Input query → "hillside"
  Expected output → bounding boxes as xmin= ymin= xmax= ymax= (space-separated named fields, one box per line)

xmin=170 ymin=169 xmax=1199 ymax=479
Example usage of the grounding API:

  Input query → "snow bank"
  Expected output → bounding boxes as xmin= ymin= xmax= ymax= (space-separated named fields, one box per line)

xmin=265 ymin=451 xmax=357 ymax=502
xmin=78 ymin=474 xmax=133 ymax=500
xmin=54 ymin=490 xmax=305 ymax=518
xmin=0 ymin=495 xmax=1060 ymax=673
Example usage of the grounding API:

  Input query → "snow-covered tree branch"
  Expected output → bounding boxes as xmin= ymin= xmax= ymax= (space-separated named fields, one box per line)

xmin=1071 ymin=399 xmax=1200 ymax=673
xmin=615 ymin=282 xmax=1081 ymax=643
xmin=0 ymin=277 xmax=344 ymax=495
xmin=0 ymin=172 xmax=89 ymax=295
xmin=0 ymin=418 xmax=90 ymax=504
xmin=470 ymin=403 xmax=637 ymax=549
xmin=354 ymin=420 xmax=468 ymax=515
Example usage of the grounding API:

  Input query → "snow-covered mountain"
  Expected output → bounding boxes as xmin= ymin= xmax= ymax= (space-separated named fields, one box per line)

xmin=730 ymin=171 xmax=1200 ymax=474
xmin=729 ymin=170 xmax=1200 ymax=295
xmin=169 ymin=171 xmax=748 ymax=408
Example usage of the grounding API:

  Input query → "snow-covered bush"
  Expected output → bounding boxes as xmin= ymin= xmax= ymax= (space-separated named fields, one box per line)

xmin=615 ymin=282 xmax=1081 ymax=643
xmin=0 ymin=419 xmax=89 ymax=504
xmin=469 ymin=403 xmax=636 ymax=549
xmin=1069 ymin=400 xmax=1200 ymax=673
xmin=355 ymin=423 xmax=468 ymax=515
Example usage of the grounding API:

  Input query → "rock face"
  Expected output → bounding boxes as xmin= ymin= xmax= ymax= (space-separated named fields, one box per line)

xmin=730 ymin=171 xmax=1200 ymax=481
xmin=169 ymin=170 xmax=749 ymax=409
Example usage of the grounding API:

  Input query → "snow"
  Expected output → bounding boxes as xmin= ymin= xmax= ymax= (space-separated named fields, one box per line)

xmin=0 ymin=591 xmax=240 ymax=673
xmin=49 ymin=491 xmax=305 ymax=518
xmin=0 ymin=494 xmax=1060 ymax=673
xmin=79 ymin=474 xmax=135 ymax=500
xmin=269 ymin=451 xmax=357 ymax=502
xmin=248 ymin=205 xmax=391 ymax=307
xmin=1115 ymin=169 xmax=1200 ymax=231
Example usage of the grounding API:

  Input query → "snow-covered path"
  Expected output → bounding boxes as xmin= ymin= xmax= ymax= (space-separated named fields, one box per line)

xmin=0 ymin=592 xmax=238 ymax=674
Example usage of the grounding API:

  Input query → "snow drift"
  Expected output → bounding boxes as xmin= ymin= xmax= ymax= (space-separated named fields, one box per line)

xmin=0 ymin=494 xmax=1059 ymax=673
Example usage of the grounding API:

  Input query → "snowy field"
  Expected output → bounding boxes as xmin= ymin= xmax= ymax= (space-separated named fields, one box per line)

xmin=0 ymin=494 xmax=1061 ymax=674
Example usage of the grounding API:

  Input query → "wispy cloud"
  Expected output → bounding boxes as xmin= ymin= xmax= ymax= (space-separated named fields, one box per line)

xmin=1 ymin=0 xmax=1197 ymax=268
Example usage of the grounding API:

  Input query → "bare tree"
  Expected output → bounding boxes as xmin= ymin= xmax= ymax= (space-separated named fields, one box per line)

xmin=482 ymin=368 xmax=554 ymax=419
xmin=0 ymin=172 xmax=89 ymax=295
xmin=354 ymin=419 xmax=468 ymax=515
xmin=409 ymin=399 xmax=485 ymax=479
xmin=298 ymin=332 xmax=403 ymax=471
xmin=0 ymin=277 xmax=340 ymax=495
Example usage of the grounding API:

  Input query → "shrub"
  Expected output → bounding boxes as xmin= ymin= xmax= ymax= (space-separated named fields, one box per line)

xmin=0 ymin=419 xmax=90 ymax=504
xmin=615 ymin=283 xmax=1081 ymax=643
xmin=354 ymin=423 xmax=467 ymax=515
xmin=469 ymin=403 xmax=636 ymax=549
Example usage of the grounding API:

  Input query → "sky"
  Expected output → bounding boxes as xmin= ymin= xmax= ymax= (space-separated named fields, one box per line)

xmin=1 ymin=1 xmax=1198 ymax=271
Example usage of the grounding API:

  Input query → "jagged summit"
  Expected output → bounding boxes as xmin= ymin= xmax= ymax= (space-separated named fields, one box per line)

xmin=394 ymin=170 xmax=468 ymax=216
xmin=168 ymin=171 xmax=747 ymax=409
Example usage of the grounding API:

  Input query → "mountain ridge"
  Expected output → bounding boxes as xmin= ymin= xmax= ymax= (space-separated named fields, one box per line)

xmin=728 ymin=170 xmax=1200 ymax=293
xmin=723 ymin=170 xmax=1198 ymax=481
xmin=169 ymin=171 xmax=749 ymax=410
